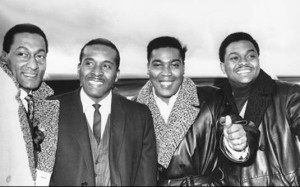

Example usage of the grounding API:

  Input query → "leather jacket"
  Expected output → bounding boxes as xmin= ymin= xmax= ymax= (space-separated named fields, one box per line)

xmin=136 ymin=78 xmax=259 ymax=186
xmin=220 ymin=70 xmax=300 ymax=186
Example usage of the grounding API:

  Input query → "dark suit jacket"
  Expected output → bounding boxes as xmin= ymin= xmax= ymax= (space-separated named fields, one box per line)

xmin=49 ymin=88 xmax=157 ymax=186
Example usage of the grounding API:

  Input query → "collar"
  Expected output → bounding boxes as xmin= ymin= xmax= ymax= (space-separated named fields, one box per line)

xmin=80 ymin=88 xmax=112 ymax=113
xmin=152 ymin=86 xmax=180 ymax=106
xmin=152 ymin=86 xmax=180 ymax=123
xmin=137 ymin=77 xmax=200 ymax=168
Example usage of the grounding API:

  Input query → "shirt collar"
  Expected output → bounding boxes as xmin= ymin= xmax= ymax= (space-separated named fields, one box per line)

xmin=152 ymin=86 xmax=180 ymax=106
xmin=80 ymin=88 xmax=112 ymax=113
xmin=20 ymin=89 xmax=32 ymax=100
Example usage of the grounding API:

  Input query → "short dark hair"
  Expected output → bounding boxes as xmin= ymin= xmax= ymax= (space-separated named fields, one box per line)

xmin=147 ymin=36 xmax=187 ymax=62
xmin=3 ymin=23 xmax=48 ymax=53
xmin=79 ymin=38 xmax=120 ymax=69
xmin=219 ymin=32 xmax=260 ymax=63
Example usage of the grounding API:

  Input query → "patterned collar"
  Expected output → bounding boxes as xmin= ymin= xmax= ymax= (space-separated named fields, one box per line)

xmin=137 ymin=77 xmax=200 ymax=168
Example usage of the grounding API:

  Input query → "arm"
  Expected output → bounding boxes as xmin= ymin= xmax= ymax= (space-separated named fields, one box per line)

xmin=217 ymin=95 xmax=260 ymax=163
xmin=219 ymin=116 xmax=258 ymax=162
xmin=286 ymin=83 xmax=300 ymax=137
xmin=134 ymin=107 xmax=158 ymax=186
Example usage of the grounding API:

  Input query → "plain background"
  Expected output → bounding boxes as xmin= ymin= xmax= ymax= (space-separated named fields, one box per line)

xmin=1 ymin=0 xmax=300 ymax=80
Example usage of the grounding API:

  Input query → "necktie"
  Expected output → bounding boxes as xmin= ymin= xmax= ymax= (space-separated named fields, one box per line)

xmin=25 ymin=94 xmax=34 ymax=124
xmin=25 ymin=94 xmax=45 ymax=168
xmin=93 ymin=104 xmax=102 ymax=144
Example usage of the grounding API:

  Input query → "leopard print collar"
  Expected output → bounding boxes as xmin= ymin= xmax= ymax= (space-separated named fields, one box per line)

xmin=137 ymin=77 xmax=200 ymax=168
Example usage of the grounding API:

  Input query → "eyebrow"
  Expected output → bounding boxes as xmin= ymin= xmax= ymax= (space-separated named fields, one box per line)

xmin=228 ymin=49 xmax=257 ymax=56
xmin=151 ymin=59 xmax=182 ymax=63
xmin=15 ymin=46 xmax=46 ymax=53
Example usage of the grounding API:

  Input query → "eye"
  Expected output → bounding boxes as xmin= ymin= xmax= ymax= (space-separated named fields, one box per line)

xmin=171 ymin=61 xmax=181 ymax=68
xmin=35 ymin=54 xmax=46 ymax=61
xmin=152 ymin=62 xmax=162 ymax=67
xmin=17 ymin=52 xmax=29 ymax=58
xmin=102 ymin=63 xmax=112 ymax=70
xmin=229 ymin=55 xmax=240 ymax=62
xmin=83 ymin=60 xmax=93 ymax=66
xmin=247 ymin=53 xmax=257 ymax=60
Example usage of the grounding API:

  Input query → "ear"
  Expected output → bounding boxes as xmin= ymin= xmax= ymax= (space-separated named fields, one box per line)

xmin=77 ymin=64 xmax=81 ymax=77
xmin=115 ymin=70 xmax=120 ymax=82
xmin=1 ymin=51 xmax=8 ymax=64
xmin=220 ymin=62 xmax=226 ymax=74
xmin=147 ymin=62 xmax=150 ymax=75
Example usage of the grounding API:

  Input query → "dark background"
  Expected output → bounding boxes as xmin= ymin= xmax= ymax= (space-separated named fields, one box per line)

xmin=46 ymin=77 xmax=300 ymax=98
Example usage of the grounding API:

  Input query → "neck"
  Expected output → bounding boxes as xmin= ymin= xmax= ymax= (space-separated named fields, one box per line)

xmin=229 ymin=80 xmax=254 ymax=98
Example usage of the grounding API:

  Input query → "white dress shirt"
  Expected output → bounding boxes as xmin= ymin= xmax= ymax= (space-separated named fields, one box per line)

xmin=152 ymin=87 xmax=180 ymax=124
xmin=80 ymin=89 xmax=112 ymax=138
xmin=20 ymin=89 xmax=31 ymax=112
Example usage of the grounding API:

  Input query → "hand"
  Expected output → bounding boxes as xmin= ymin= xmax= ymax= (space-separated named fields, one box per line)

xmin=220 ymin=115 xmax=247 ymax=151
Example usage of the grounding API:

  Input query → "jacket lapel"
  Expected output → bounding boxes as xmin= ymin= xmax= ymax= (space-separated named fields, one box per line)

xmin=109 ymin=93 xmax=125 ymax=185
xmin=68 ymin=89 xmax=95 ymax=179
xmin=137 ymin=77 xmax=200 ymax=169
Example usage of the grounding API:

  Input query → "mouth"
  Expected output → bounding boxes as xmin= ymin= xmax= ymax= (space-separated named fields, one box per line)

xmin=236 ymin=68 xmax=252 ymax=75
xmin=159 ymin=81 xmax=173 ymax=87
xmin=23 ymin=72 xmax=38 ymax=79
xmin=87 ymin=78 xmax=104 ymax=86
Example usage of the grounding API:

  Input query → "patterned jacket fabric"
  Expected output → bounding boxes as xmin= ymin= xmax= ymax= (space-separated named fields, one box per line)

xmin=0 ymin=58 xmax=59 ymax=186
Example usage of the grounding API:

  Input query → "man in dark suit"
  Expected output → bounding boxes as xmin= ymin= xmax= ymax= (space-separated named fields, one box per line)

xmin=50 ymin=38 xmax=157 ymax=186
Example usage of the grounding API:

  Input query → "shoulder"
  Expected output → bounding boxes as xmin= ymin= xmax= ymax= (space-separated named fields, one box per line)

xmin=196 ymin=85 xmax=225 ymax=103
xmin=114 ymin=93 xmax=151 ymax=113
xmin=275 ymin=80 xmax=300 ymax=94
xmin=48 ymin=89 xmax=79 ymax=102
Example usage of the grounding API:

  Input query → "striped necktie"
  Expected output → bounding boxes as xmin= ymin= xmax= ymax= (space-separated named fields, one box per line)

xmin=25 ymin=94 xmax=34 ymax=124
xmin=93 ymin=104 xmax=102 ymax=144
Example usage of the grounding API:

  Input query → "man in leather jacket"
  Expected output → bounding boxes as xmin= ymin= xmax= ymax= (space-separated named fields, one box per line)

xmin=136 ymin=36 xmax=260 ymax=186
xmin=218 ymin=32 xmax=300 ymax=186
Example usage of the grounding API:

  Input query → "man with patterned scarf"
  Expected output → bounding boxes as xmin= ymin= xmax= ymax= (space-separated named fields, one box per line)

xmin=0 ymin=23 xmax=59 ymax=186
xmin=136 ymin=36 xmax=260 ymax=186
xmin=218 ymin=32 xmax=300 ymax=186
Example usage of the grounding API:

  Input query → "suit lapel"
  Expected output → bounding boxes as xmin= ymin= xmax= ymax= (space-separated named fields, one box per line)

xmin=109 ymin=93 xmax=125 ymax=185
xmin=68 ymin=89 xmax=94 ymax=179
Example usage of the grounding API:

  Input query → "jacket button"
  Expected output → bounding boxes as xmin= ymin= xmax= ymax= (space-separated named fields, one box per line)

xmin=158 ymin=166 xmax=163 ymax=172
xmin=6 ymin=175 xmax=11 ymax=183
xmin=259 ymin=144 xmax=265 ymax=151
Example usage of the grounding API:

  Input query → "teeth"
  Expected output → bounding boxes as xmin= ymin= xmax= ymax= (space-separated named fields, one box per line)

xmin=160 ymin=82 xmax=172 ymax=86
xmin=89 ymin=80 xmax=103 ymax=85
xmin=237 ymin=70 xmax=251 ymax=74
xmin=23 ymin=73 xmax=36 ymax=77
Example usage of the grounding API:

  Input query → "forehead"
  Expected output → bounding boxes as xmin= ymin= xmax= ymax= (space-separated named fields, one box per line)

xmin=11 ymin=32 xmax=46 ymax=51
xmin=82 ymin=44 xmax=117 ymax=60
xmin=225 ymin=40 xmax=257 ymax=55
xmin=150 ymin=47 xmax=181 ymax=61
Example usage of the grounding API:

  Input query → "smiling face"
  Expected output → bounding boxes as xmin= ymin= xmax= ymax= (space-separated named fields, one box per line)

xmin=148 ymin=47 xmax=185 ymax=102
xmin=3 ymin=32 xmax=47 ymax=93
xmin=78 ymin=44 xmax=119 ymax=103
xmin=220 ymin=40 xmax=260 ymax=87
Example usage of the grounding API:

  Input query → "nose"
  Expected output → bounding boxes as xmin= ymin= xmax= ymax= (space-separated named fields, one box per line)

xmin=26 ymin=57 xmax=38 ymax=70
xmin=238 ymin=58 xmax=248 ymax=66
xmin=92 ymin=64 xmax=104 ymax=76
xmin=161 ymin=65 xmax=172 ymax=76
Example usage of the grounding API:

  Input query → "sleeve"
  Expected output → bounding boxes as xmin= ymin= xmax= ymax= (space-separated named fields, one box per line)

xmin=217 ymin=93 xmax=260 ymax=163
xmin=134 ymin=106 xmax=158 ymax=186
xmin=286 ymin=83 xmax=300 ymax=137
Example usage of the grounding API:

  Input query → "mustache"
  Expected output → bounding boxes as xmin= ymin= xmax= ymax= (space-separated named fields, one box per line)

xmin=235 ymin=64 xmax=253 ymax=70
xmin=87 ymin=74 xmax=105 ymax=81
